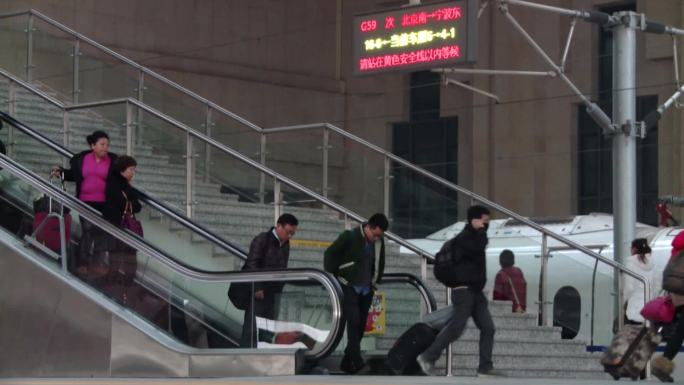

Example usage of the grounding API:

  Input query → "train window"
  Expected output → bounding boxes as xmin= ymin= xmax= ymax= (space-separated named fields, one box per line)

xmin=553 ymin=286 xmax=581 ymax=339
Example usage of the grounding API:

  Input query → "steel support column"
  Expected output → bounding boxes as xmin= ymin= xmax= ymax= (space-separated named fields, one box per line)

xmin=611 ymin=12 xmax=638 ymax=329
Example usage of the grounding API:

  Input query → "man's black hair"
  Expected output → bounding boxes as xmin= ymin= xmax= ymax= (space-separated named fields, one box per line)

xmin=467 ymin=205 xmax=491 ymax=222
xmin=367 ymin=213 xmax=389 ymax=231
xmin=277 ymin=213 xmax=299 ymax=227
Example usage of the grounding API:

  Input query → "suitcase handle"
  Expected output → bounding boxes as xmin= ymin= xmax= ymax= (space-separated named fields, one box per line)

xmin=47 ymin=172 xmax=67 ymax=214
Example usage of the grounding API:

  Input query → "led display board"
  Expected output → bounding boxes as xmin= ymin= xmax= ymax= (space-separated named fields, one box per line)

xmin=353 ymin=0 xmax=477 ymax=75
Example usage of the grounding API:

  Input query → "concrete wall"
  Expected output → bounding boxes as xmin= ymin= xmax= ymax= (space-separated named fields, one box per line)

xmin=1 ymin=0 xmax=683 ymax=223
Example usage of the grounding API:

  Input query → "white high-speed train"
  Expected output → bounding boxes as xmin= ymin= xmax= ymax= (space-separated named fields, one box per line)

xmin=400 ymin=213 xmax=681 ymax=348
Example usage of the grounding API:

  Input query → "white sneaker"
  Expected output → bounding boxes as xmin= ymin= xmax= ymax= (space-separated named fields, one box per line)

xmin=416 ymin=354 xmax=435 ymax=376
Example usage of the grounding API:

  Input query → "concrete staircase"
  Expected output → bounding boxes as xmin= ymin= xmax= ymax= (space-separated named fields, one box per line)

xmin=0 ymin=77 xmax=607 ymax=379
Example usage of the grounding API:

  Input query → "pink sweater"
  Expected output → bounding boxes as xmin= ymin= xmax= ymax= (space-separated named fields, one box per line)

xmin=79 ymin=152 xmax=110 ymax=202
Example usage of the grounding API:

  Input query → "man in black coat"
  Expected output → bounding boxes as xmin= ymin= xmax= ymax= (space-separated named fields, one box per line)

xmin=417 ymin=205 xmax=502 ymax=377
xmin=240 ymin=213 xmax=298 ymax=348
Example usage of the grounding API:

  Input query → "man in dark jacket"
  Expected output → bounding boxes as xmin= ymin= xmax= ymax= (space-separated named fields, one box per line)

xmin=240 ymin=213 xmax=298 ymax=348
xmin=417 ymin=205 xmax=502 ymax=377
xmin=324 ymin=213 xmax=388 ymax=374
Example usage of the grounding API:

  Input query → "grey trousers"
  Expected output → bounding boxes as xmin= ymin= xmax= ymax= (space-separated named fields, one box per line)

xmin=422 ymin=288 xmax=495 ymax=371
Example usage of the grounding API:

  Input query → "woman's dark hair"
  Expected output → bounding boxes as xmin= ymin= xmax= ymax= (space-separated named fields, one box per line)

xmin=631 ymin=238 xmax=651 ymax=264
xmin=499 ymin=249 xmax=514 ymax=268
xmin=86 ymin=130 xmax=109 ymax=145
xmin=114 ymin=155 xmax=137 ymax=173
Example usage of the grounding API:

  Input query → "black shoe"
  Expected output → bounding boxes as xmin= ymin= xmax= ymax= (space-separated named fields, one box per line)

xmin=340 ymin=356 xmax=365 ymax=374
xmin=477 ymin=367 xmax=506 ymax=377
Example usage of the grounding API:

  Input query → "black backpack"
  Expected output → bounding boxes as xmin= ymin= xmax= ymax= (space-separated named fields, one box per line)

xmin=434 ymin=239 xmax=466 ymax=287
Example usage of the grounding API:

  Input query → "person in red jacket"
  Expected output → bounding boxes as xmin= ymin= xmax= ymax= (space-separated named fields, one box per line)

xmin=493 ymin=249 xmax=527 ymax=313
xmin=672 ymin=230 xmax=684 ymax=260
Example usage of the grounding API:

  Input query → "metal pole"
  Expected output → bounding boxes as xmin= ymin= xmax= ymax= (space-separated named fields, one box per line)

xmin=72 ymin=39 xmax=80 ymax=104
xmin=612 ymin=12 xmax=637 ymax=329
xmin=204 ymin=106 xmax=212 ymax=184
xmin=433 ymin=68 xmax=556 ymax=77
xmin=63 ymin=110 xmax=70 ymax=158
xmin=185 ymin=132 xmax=194 ymax=218
xmin=259 ymin=134 xmax=266 ymax=204
xmin=136 ymin=70 xmax=144 ymax=145
xmin=383 ymin=155 xmax=391 ymax=217
xmin=560 ymin=17 xmax=577 ymax=72
xmin=420 ymin=254 xmax=427 ymax=282
xmin=322 ymin=126 xmax=329 ymax=199
xmin=500 ymin=7 xmax=613 ymax=133
xmin=446 ymin=287 xmax=452 ymax=376
xmin=26 ymin=14 xmax=34 ymax=82
xmin=274 ymin=178 xmax=282 ymax=224
xmin=7 ymin=81 xmax=15 ymax=157
xmin=539 ymin=233 xmax=548 ymax=326
xmin=125 ymin=103 xmax=133 ymax=156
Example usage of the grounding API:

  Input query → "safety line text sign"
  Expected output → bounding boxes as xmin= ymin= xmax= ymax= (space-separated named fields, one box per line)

xmin=353 ymin=0 xmax=477 ymax=75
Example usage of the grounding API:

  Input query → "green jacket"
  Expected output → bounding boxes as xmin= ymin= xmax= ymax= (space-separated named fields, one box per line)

xmin=324 ymin=225 xmax=385 ymax=287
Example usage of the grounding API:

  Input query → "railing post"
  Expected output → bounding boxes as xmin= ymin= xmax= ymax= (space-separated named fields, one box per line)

xmin=383 ymin=155 xmax=391 ymax=217
xmin=259 ymin=133 xmax=266 ymax=204
xmin=446 ymin=287 xmax=453 ymax=377
xmin=63 ymin=110 xmax=70 ymax=162
xmin=136 ymin=70 xmax=145 ymax=145
xmin=204 ymin=105 xmax=212 ymax=184
xmin=322 ymin=126 xmax=329 ymax=200
xmin=26 ymin=13 xmax=34 ymax=82
xmin=539 ymin=233 xmax=549 ymax=326
xmin=125 ymin=102 xmax=133 ymax=156
xmin=273 ymin=178 xmax=282 ymax=224
xmin=185 ymin=132 xmax=195 ymax=218
xmin=72 ymin=39 xmax=80 ymax=104
xmin=617 ymin=266 xmax=625 ymax=331
xmin=7 ymin=81 xmax=16 ymax=157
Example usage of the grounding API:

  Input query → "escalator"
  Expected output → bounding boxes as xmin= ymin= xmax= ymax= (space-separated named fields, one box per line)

xmin=0 ymin=113 xmax=437 ymax=377
xmin=0 ymin=135 xmax=345 ymax=377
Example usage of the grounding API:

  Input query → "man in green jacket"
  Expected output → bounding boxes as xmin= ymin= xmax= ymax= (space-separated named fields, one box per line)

xmin=324 ymin=213 xmax=388 ymax=374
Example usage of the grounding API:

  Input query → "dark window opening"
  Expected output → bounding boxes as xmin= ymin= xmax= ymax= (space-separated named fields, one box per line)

xmin=391 ymin=71 xmax=458 ymax=238
xmin=553 ymin=286 xmax=582 ymax=340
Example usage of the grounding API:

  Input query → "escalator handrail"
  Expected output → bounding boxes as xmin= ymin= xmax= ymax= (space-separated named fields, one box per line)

xmin=0 ymin=65 xmax=435 ymax=263
xmin=0 ymin=110 xmax=249 ymax=261
xmin=381 ymin=272 xmax=437 ymax=313
xmin=0 ymin=152 xmax=344 ymax=359
xmin=0 ymin=109 xmax=440 ymax=352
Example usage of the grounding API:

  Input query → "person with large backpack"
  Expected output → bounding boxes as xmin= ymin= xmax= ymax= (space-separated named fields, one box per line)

xmin=417 ymin=205 xmax=503 ymax=377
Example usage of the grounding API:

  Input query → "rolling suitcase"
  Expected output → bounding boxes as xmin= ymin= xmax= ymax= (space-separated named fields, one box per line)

xmin=31 ymin=174 xmax=72 ymax=255
xmin=386 ymin=322 xmax=438 ymax=375
xmin=601 ymin=324 xmax=661 ymax=380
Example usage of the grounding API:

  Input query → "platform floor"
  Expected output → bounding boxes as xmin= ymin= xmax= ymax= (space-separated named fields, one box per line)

xmin=0 ymin=375 xmax=678 ymax=385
